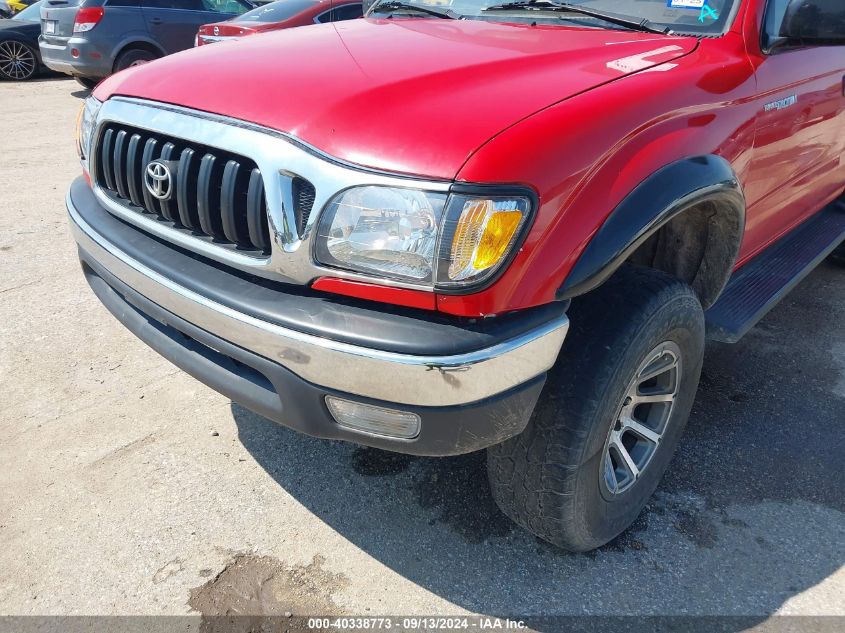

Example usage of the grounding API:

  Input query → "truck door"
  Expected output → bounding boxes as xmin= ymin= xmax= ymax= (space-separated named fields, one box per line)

xmin=742 ymin=0 xmax=845 ymax=257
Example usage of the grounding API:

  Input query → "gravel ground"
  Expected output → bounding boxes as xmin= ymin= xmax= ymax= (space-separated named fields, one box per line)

xmin=0 ymin=78 xmax=843 ymax=625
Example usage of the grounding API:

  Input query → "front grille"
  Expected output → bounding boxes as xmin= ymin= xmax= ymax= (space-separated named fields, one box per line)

xmin=291 ymin=176 xmax=316 ymax=237
xmin=94 ymin=123 xmax=271 ymax=256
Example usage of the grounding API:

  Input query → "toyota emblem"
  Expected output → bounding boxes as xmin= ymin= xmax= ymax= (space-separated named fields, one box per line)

xmin=144 ymin=160 xmax=173 ymax=201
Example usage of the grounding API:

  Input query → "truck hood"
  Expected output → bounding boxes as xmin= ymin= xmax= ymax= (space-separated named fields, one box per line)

xmin=96 ymin=19 xmax=697 ymax=179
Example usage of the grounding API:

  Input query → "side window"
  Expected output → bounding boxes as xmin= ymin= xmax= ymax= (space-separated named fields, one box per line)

xmin=200 ymin=0 xmax=249 ymax=13
xmin=315 ymin=7 xmax=331 ymax=22
xmin=762 ymin=0 xmax=791 ymax=49
xmin=331 ymin=3 xmax=362 ymax=20
xmin=144 ymin=0 xmax=202 ymax=9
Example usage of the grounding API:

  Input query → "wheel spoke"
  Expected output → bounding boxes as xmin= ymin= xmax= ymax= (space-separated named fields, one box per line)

xmin=604 ymin=457 xmax=619 ymax=494
xmin=622 ymin=417 xmax=662 ymax=444
xmin=637 ymin=354 xmax=678 ymax=385
xmin=633 ymin=392 xmax=675 ymax=404
xmin=610 ymin=434 xmax=639 ymax=479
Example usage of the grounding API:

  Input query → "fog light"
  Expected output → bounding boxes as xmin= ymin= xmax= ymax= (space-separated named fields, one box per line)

xmin=71 ymin=48 xmax=79 ymax=58
xmin=326 ymin=396 xmax=420 ymax=439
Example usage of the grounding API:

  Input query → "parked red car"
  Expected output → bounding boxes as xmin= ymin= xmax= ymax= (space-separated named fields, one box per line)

xmin=196 ymin=0 xmax=362 ymax=46
xmin=71 ymin=0 xmax=845 ymax=551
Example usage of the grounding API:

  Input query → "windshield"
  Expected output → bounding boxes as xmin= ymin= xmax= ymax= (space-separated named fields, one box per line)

xmin=368 ymin=0 xmax=739 ymax=35
xmin=234 ymin=0 xmax=316 ymax=21
xmin=13 ymin=0 xmax=42 ymax=20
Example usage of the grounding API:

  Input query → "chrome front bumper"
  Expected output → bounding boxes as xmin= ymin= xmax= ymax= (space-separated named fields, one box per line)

xmin=68 ymin=189 xmax=569 ymax=408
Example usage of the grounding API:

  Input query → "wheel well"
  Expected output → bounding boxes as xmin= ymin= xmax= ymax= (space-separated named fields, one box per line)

xmin=112 ymin=41 xmax=162 ymax=72
xmin=625 ymin=200 xmax=743 ymax=309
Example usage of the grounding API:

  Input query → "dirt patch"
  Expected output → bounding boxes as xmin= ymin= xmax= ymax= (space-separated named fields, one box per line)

xmin=189 ymin=553 xmax=348 ymax=631
xmin=672 ymin=507 xmax=719 ymax=549
xmin=152 ymin=558 xmax=184 ymax=584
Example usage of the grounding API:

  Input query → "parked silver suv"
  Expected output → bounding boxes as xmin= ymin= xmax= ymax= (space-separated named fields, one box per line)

xmin=39 ymin=0 xmax=252 ymax=88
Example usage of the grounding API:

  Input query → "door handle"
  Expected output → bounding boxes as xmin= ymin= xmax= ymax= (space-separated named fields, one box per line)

xmin=150 ymin=17 xmax=163 ymax=24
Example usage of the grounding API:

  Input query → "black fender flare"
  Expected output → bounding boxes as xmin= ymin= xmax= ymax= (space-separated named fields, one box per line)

xmin=558 ymin=154 xmax=746 ymax=304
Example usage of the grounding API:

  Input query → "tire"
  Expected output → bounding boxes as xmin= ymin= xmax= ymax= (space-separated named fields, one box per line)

xmin=0 ymin=39 xmax=38 ymax=81
xmin=487 ymin=266 xmax=705 ymax=552
xmin=113 ymin=48 xmax=158 ymax=73
xmin=74 ymin=76 xmax=100 ymax=90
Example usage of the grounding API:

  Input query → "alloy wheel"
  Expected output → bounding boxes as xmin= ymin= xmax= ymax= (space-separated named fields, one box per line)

xmin=0 ymin=40 xmax=36 ymax=80
xmin=601 ymin=341 xmax=682 ymax=496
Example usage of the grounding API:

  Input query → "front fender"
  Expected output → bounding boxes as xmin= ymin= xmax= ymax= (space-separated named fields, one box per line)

xmin=441 ymin=36 xmax=756 ymax=317
xmin=558 ymin=155 xmax=745 ymax=299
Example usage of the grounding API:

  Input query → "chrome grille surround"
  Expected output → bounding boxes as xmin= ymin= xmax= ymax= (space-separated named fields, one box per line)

xmin=87 ymin=97 xmax=451 ymax=289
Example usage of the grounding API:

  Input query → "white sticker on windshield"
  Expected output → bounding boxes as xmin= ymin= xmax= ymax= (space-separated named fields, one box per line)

xmin=667 ymin=0 xmax=705 ymax=7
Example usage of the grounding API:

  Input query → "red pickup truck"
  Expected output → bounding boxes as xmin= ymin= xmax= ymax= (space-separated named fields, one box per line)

xmin=69 ymin=0 xmax=845 ymax=551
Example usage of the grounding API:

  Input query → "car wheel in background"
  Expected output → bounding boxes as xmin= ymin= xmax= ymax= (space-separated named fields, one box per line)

xmin=487 ymin=265 xmax=705 ymax=551
xmin=113 ymin=48 xmax=158 ymax=73
xmin=0 ymin=40 xmax=38 ymax=81
xmin=74 ymin=76 xmax=99 ymax=90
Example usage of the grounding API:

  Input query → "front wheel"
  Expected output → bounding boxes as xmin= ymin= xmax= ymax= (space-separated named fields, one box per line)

xmin=0 ymin=40 xmax=38 ymax=81
xmin=487 ymin=266 xmax=705 ymax=551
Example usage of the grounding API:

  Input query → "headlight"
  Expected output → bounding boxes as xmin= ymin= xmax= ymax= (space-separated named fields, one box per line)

xmin=314 ymin=185 xmax=533 ymax=290
xmin=75 ymin=95 xmax=102 ymax=160
xmin=315 ymin=186 xmax=448 ymax=283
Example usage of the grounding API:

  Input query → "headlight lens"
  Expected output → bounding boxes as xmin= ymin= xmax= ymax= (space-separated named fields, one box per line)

xmin=314 ymin=185 xmax=533 ymax=290
xmin=315 ymin=186 xmax=448 ymax=283
xmin=75 ymin=95 xmax=102 ymax=160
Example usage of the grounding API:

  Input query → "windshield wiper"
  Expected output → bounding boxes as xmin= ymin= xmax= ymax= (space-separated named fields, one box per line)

xmin=370 ymin=1 xmax=460 ymax=19
xmin=482 ymin=0 xmax=670 ymax=34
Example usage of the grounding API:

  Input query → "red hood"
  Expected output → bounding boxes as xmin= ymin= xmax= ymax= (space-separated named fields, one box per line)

xmin=96 ymin=19 xmax=697 ymax=179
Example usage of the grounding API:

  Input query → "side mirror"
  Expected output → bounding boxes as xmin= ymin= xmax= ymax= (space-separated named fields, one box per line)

xmin=780 ymin=0 xmax=845 ymax=45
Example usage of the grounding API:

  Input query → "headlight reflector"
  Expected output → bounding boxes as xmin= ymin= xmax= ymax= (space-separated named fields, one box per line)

xmin=75 ymin=95 xmax=102 ymax=160
xmin=315 ymin=186 xmax=448 ymax=282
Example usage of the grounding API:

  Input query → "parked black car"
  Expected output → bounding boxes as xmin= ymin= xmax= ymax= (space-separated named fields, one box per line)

xmin=0 ymin=1 xmax=43 ymax=80
xmin=39 ymin=0 xmax=254 ymax=89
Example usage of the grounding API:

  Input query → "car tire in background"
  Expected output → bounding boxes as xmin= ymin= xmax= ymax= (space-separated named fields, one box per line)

xmin=487 ymin=265 xmax=705 ymax=551
xmin=74 ymin=76 xmax=98 ymax=89
xmin=113 ymin=48 xmax=158 ymax=73
xmin=0 ymin=39 xmax=38 ymax=80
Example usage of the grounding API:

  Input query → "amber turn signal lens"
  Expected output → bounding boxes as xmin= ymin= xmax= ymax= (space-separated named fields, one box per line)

xmin=447 ymin=198 xmax=528 ymax=282
xmin=473 ymin=209 xmax=522 ymax=269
